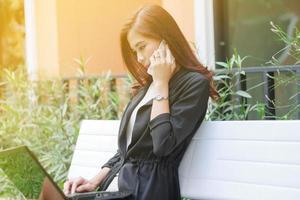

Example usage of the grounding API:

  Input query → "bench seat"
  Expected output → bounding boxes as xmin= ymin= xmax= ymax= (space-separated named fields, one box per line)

xmin=68 ymin=120 xmax=300 ymax=200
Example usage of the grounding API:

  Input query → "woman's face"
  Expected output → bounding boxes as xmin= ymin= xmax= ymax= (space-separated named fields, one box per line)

xmin=127 ymin=29 xmax=160 ymax=70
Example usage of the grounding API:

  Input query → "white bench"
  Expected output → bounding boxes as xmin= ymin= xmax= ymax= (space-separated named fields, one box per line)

xmin=68 ymin=120 xmax=300 ymax=200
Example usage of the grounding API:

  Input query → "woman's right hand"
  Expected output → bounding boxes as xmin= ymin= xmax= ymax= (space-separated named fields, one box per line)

xmin=63 ymin=167 xmax=111 ymax=195
xmin=63 ymin=176 xmax=97 ymax=195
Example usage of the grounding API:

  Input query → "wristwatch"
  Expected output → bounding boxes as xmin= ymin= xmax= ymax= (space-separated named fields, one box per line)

xmin=153 ymin=95 xmax=169 ymax=101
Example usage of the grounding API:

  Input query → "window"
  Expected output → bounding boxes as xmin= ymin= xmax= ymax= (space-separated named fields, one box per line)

xmin=214 ymin=0 xmax=300 ymax=67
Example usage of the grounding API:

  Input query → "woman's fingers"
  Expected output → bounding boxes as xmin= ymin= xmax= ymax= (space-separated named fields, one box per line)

xmin=76 ymin=182 xmax=94 ymax=192
xmin=63 ymin=177 xmax=93 ymax=195
xmin=70 ymin=177 xmax=85 ymax=194
xmin=149 ymin=54 xmax=156 ymax=64
xmin=63 ymin=180 xmax=72 ymax=195
xmin=151 ymin=50 xmax=161 ymax=63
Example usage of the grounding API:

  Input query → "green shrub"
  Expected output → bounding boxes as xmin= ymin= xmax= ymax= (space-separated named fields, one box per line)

xmin=0 ymin=66 xmax=131 ymax=198
xmin=206 ymin=50 xmax=266 ymax=120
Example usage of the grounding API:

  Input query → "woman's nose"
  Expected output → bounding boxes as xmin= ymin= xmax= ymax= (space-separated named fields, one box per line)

xmin=137 ymin=53 xmax=145 ymax=64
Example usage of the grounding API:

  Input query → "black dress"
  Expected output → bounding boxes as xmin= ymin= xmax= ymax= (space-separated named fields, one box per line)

xmin=100 ymin=67 xmax=209 ymax=200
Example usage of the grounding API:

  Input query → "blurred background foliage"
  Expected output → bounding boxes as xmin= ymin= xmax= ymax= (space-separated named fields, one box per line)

xmin=0 ymin=64 xmax=131 ymax=198
xmin=0 ymin=0 xmax=25 ymax=101
xmin=0 ymin=0 xmax=25 ymax=71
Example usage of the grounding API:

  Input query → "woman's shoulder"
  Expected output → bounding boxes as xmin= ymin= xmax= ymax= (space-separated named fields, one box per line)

xmin=187 ymin=70 xmax=208 ymax=82
xmin=169 ymin=67 xmax=209 ymax=99
xmin=175 ymin=67 xmax=209 ymax=87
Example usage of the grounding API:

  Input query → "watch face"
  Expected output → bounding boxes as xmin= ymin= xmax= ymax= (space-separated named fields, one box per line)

xmin=154 ymin=95 xmax=167 ymax=101
xmin=156 ymin=96 xmax=163 ymax=100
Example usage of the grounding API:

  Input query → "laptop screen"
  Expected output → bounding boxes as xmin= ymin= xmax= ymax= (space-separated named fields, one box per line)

xmin=0 ymin=146 xmax=65 ymax=199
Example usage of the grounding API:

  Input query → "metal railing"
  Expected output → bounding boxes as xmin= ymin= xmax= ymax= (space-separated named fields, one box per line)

xmin=62 ymin=65 xmax=300 ymax=120
xmin=215 ymin=65 xmax=300 ymax=119
xmin=62 ymin=74 xmax=128 ymax=99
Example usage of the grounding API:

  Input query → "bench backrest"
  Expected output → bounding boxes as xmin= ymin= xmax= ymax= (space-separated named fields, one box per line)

xmin=68 ymin=120 xmax=300 ymax=200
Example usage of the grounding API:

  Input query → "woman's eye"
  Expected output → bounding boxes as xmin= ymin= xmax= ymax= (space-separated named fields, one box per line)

xmin=138 ymin=45 xmax=145 ymax=51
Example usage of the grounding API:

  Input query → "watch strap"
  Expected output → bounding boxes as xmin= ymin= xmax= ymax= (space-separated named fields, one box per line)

xmin=153 ymin=95 xmax=169 ymax=101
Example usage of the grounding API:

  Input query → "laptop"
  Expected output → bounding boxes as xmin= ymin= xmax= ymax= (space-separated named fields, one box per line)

xmin=0 ymin=145 xmax=132 ymax=200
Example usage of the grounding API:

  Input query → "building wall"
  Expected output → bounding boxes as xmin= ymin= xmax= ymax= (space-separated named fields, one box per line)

xmin=56 ymin=0 xmax=161 ymax=77
xmin=32 ymin=0 xmax=196 ymax=78
xmin=162 ymin=0 xmax=195 ymax=44
xmin=35 ymin=0 xmax=59 ymax=78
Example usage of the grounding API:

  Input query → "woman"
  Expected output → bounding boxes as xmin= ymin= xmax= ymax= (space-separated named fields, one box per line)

xmin=64 ymin=4 xmax=219 ymax=200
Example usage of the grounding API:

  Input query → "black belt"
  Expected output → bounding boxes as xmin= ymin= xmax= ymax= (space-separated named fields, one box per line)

xmin=125 ymin=157 xmax=177 ymax=166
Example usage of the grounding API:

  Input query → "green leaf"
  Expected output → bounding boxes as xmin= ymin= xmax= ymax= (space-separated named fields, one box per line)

xmin=235 ymin=90 xmax=252 ymax=98
xmin=213 ymin=75 xmax=231 ymax=81
xmin=216 ymin=62 xmax=228 ymax=69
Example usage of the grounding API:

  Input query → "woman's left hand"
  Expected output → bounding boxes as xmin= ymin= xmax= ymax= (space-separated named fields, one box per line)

xmin=148 ymin=40 xmax=176 ymax=85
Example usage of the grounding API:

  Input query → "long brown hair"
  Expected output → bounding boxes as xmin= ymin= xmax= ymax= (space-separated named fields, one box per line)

xmin=120 ymin=4 xmax=219 ymax=101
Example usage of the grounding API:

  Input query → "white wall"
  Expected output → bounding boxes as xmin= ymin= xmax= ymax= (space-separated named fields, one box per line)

xmin=194 ymin=0 xmax=215 ymax=70
xmin=24 ymin=0 xmax=38 ymax=80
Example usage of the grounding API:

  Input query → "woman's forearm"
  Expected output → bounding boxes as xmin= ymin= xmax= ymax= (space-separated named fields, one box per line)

xmin=90 ymin=167 xmax=111 ymax=187
xmin=150 ymin=81 xmax=170 ymax=120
